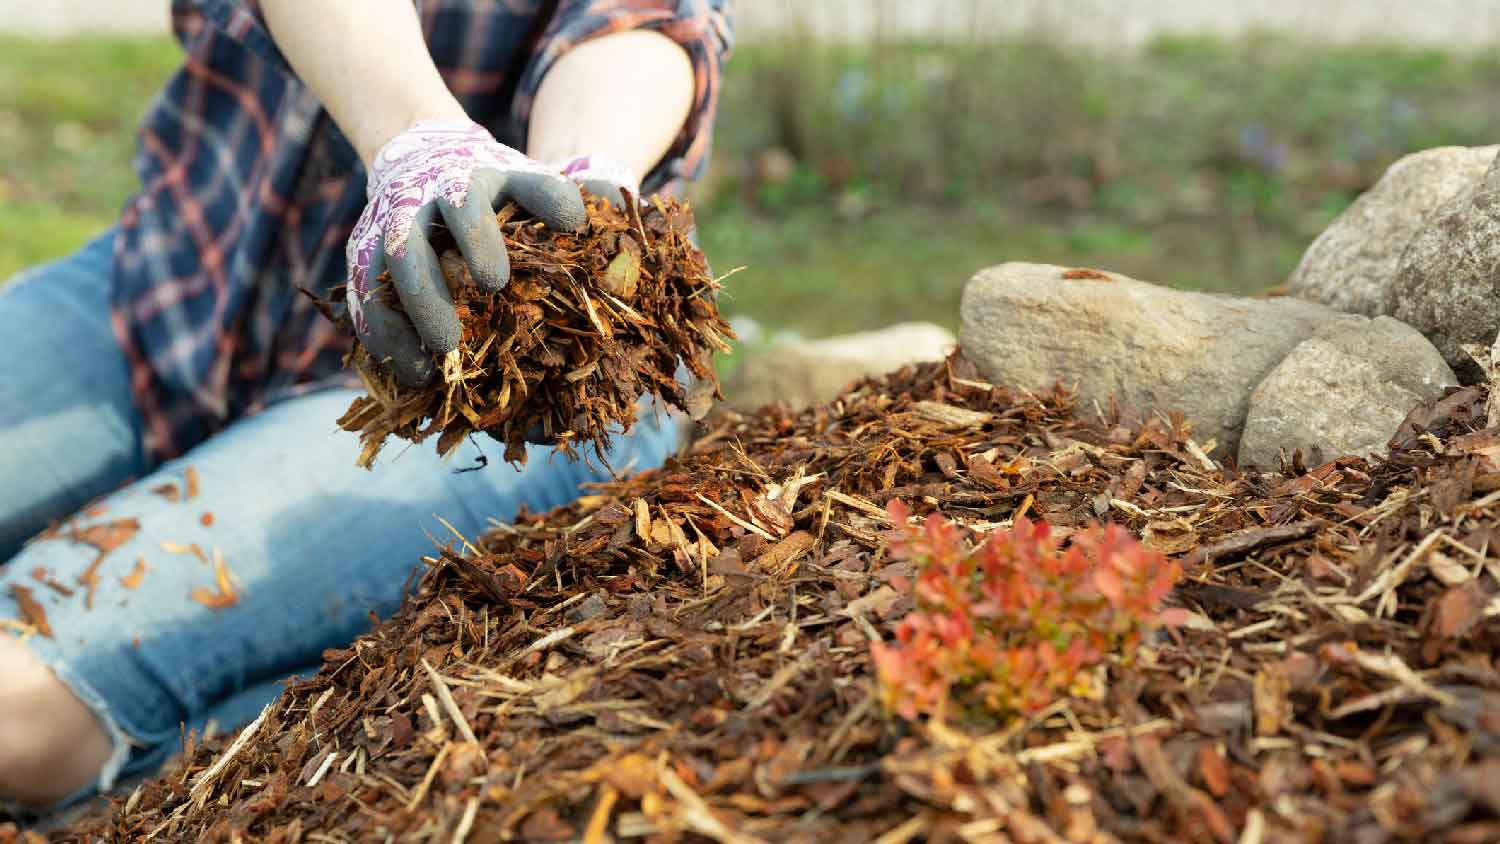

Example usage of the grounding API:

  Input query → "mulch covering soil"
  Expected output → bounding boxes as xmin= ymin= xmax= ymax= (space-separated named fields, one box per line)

xmin=337 ymin=192 xmax=731 ymax=467
xmin=34 ymin=356 xmax=1500 ymax=844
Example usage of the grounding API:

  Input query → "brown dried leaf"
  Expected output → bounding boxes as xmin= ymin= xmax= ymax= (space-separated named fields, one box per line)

xmin=602 ymin=234 xmax=641 ymax=298
xmin=1061 ymin=267 xmax=1111 ymax=280
xmin=9 ymin=584 xmax=52 ymax=638
xmin=68 ymin=518 xmax=140 ymax=556
xmin=190 ymin=551 xmax=238 ymax=610
xmin=120 ymin=559 xmax=149 ymax=590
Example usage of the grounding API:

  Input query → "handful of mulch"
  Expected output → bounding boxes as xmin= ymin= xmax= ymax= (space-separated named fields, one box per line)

xmin=337 ymin=191 xmax=733 ymax=468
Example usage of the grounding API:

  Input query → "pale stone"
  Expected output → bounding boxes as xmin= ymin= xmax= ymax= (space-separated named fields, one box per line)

xmin=1238 ymin=317 xmax=1456 ymax=467
xmin=723 ymin=322 xmax=956 ymax=411
xmin=959 ymin=262 xmax=1354 ymax=455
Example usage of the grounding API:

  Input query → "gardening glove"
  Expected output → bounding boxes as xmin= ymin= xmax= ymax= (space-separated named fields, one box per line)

xmin=347 ymin=119 xmax=587 ymax=386
xmin=553 ymin=154 xmax=641 ymax=211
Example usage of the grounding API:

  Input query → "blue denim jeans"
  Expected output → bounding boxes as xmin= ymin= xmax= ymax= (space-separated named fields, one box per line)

xmin=0 ymin=231 xmax=681 ymax=798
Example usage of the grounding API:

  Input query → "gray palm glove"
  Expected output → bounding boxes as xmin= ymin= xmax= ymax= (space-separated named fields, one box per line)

xmin=345 ymin=119 xmax=587 ymax=386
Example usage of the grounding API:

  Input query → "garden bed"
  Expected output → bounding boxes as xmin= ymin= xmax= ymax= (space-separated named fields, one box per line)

xmin=37 ymin=356 xmax=1500 ymax=844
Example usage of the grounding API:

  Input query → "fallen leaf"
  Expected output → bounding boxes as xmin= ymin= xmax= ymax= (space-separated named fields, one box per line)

xmin=1061 ymin=267 xmax=1111 ymax=281
xmin=67 ymin=518 xmax=140 ymax=556
xmin=150 ymin=483 xmax=182 ymax=502
xmin=1422 ymin=580 xmax=1488 ymax=662
xmin=68 ymin=518 xmax=142 ymax=609
xmin=162 ymin=541 xmax=210 ymax=564
xmin=185 ymin=466 xmax=200 ymax=500
xmin=120 ymin=559 xmax=149 ymax=590
xmin=200 ymin=512 xmax=215 ymax=527
xmin=30 ymin=566 xmax=75 ymax=597
xmin=602 ymin=234 xmax=641 ymax=298
xmin=190 ymin=549 xmax=238 ymax=610
xmin=9 ymin=584 xmax=52 ymax=638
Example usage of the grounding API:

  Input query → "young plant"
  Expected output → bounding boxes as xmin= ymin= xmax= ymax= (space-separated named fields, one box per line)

xmin=870 ymin=500 xmax=1187 ymax=722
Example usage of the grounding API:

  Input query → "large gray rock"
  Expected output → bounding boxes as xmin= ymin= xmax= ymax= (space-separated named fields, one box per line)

xmin=1389 ymin=151 xmax=1500 ymax=380
xmin=1239 ymin=317 xmax=1456 ymax=468
xmin=724 ymin=322 xmax=955 ymax=411
xmin=959 ymin=263 xmax=1356 ymax=455
xmin=1284 ymin=145 xmax=1494 ymax=317
xmin=1288 ymin=146 xmax=1498 ymax=317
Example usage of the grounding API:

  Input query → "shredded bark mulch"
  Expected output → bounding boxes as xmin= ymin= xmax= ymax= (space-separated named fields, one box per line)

xmin=337 ymin=192 xmax=732 ymax=467
xmin=31 ymin=356 xmax=1500 ymax=844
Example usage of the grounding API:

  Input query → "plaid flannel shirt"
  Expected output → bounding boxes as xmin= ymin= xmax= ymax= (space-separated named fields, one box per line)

xmin=111 ymin=0 xmax=732 ymax=461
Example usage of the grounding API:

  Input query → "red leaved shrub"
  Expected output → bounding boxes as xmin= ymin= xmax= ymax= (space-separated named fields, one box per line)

xmin=871 ymin=501 xmax=1188 ymax=722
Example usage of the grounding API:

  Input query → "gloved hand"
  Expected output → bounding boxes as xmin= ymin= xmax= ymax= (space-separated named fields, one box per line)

xmin=347 ymin=119 xmax=587 ymax=386
xmin=554 ymin=154 xmax=641 ymax=210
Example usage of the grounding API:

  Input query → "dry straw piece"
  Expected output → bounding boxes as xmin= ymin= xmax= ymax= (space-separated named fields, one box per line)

xmin=337 ymin=191 xmax=733 ymax=467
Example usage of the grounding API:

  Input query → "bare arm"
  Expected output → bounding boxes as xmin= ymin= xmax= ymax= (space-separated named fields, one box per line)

xmin=527 ymin=29 xmax=695 ymax=181
xmin=261 ymin=1 xmax=699 ymax=385
xmin=261 ymin=1 xmax=695 ymax=179
xmin=261 ymin=0 xmax=467 ymax=168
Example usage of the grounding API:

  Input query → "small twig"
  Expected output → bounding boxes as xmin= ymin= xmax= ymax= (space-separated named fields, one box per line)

xmin=406 ymin=742 xmax=453 ymax=813
xmin=423 ymin=658 xmax=480 ymax=747
xmin=190 ymin=702 xmax=272 ymax=808
xmin=451 ymin=796 xmax=480 ymax=844
xmin=696 ymin=493 xmax=776 ymax=541
xmin=305 ymin=750 xmax=340 ymax=789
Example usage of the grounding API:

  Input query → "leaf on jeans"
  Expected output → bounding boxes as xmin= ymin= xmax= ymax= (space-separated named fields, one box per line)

xmin=190 ymin=549 xmax=239 ymax=610
xmin=31 ymin=566 xmax=75 ymax=598
xmin=120 ymin=558 xmax=149 ymax=590
xmin=68 ymin=517 xmax=141 ymax=556
xmin=70 ymin=518 xmax=140 ymax=609
xmin=9 ymin=584 xmax=52 ymax=638
xmin=162 ymin=541 xmax=210 ymax=565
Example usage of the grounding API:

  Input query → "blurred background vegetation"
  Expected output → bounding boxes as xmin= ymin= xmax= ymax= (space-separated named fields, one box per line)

xmin=3 ymin=30 xmax=1500 ymax=340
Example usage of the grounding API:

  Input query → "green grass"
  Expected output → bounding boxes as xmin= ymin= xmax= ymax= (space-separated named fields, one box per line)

xmin=696 ymin=35 xmax=1500 ymax=336
xmin=0 ymin=36 xmax=182 ymax=278
xmin=698 ymin=200 xmax=1305 ymax=338
xmin=4 ymin=33 xmax=1500 ymax=342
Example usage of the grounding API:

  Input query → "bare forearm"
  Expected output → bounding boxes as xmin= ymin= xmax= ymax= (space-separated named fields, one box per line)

xmin=527 ymin=30 xmax=695 ymax=181
xmin=261 ymin=0 xmax=467 ymax=167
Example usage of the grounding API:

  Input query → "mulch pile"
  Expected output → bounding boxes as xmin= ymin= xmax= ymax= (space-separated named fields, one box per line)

xmin=337 ymin=192 xmax=731 ymax=467
xmin=35 ymin=356 xmax=1500 ymax=844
